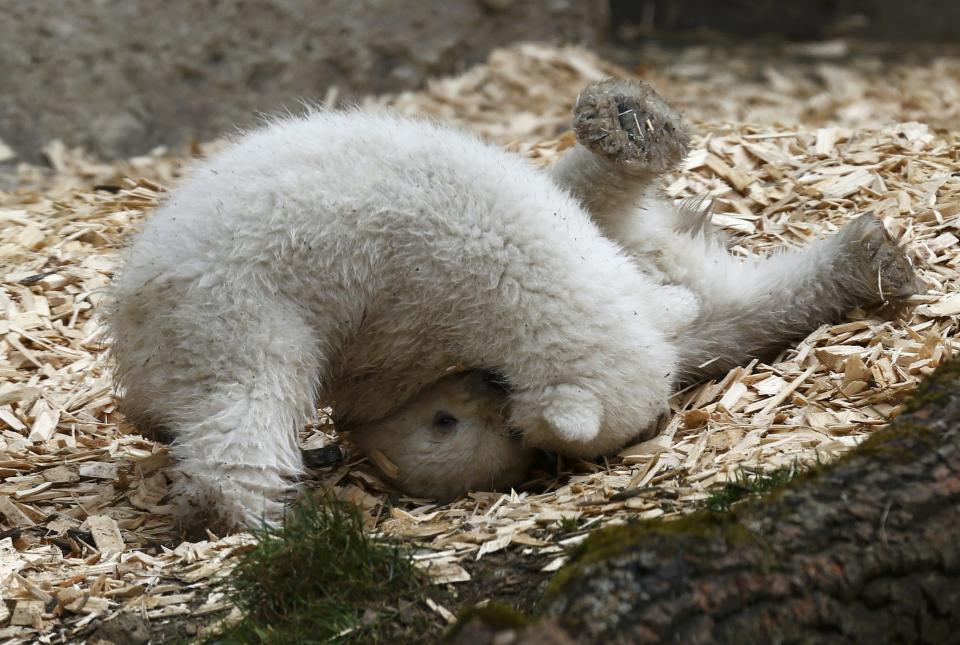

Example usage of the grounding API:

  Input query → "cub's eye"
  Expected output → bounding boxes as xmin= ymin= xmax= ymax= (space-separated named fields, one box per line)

xmin=433 ymin=411 xmax=459 ymax=432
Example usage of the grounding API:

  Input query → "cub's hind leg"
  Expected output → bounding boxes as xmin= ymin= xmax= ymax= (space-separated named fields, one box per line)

xmin=548 ymin=78 xmax=711 ymax=286
xmin=548 ymin=78 xmax=691 ymax=236
xmin=672 ymin=213 xmax=922 ymax=381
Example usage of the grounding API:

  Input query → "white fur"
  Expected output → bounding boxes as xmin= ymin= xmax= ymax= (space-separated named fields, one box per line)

xmin=347 ymin=370 xmax=533 ymax=501
xmin=107 ymin=110 xmax=686 ymax=528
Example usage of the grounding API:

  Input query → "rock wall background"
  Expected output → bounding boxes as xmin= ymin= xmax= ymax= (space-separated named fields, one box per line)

xmin=0 ymin=0 xmax=606 ymax=162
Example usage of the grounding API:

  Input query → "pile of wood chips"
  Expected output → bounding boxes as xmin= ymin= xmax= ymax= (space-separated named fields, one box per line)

xmin=1 ymin=42 xmax=959 ymax=642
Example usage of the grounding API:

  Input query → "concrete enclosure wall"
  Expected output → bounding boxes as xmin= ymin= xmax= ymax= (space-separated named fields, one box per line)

xmin=0 ymin=0 xmax=607 ymax=161
xmin=611 ymin=0 xmax=960 ymax=42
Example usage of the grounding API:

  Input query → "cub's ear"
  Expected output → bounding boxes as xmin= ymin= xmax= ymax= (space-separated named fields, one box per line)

xmin=511 ymin=384 xmax=602 ymax=446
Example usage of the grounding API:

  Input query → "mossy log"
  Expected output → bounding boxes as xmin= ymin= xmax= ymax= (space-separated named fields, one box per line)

xmin=451 ymin=362 xmax=960 ymax=644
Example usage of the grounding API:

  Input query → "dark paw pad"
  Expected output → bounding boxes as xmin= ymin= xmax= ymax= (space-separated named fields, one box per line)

xmin=573 ymin=78 xmax=691 ymax=173
xmin=841 ymin=213 xmax=923 ymax=304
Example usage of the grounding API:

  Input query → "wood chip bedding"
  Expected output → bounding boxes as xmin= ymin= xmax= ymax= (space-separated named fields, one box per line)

xmin=1 ymin=42 xmax=958 ymax=641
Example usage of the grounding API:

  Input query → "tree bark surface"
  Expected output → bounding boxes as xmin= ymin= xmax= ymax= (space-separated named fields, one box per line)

xmin=451 ymin=363 xmax=960 ymax=644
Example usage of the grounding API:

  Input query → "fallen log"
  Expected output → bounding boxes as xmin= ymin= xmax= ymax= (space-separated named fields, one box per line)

xmin=450 ymin=361 xmax=960 ymax=644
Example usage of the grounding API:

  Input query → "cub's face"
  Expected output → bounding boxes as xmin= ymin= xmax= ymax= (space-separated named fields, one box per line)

xmin=346 ymin=370 xmax=534 ymax=501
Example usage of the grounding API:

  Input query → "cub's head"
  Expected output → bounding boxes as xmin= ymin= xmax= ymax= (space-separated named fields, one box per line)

xmin=344 ymin=370 xmax=534 ymax=501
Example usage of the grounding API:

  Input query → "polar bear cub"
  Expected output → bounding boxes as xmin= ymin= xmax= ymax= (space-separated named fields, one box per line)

xmin=108 ymin=99 xmax=697 ymax=528
xmin=345 ymin=369 xmax=534 ymax=501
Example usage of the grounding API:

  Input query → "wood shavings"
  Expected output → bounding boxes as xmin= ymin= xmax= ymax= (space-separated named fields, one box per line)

xmin=425 ymin=598 xmax=456 ymax=624
xmin=368 ymin=449 xmax=400 ymax=480
xmin=2 ymin=41 xmax=960 ymax=641
xmin=413 ymin=558 xmax=471 ymax=584
xmin=705 ymin=153 xmax=753 ymax=194
xmin=919 ymin=293 xmax=960 ymax=318
xmin=26 ymin=400 xmax=58 ymax=443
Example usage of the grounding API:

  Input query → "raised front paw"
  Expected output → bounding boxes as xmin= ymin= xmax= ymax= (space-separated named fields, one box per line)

xmin=573 ymin=78 xmax=691 ymax=174
xmin=838 ymin=213 xmax=923 ymax=305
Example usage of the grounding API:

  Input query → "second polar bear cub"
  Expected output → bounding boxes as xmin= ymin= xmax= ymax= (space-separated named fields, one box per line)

xmin=352 ymin=79 xmax=921 ymax=500
xmin=108 ymin=87 xmax=698 ymax=528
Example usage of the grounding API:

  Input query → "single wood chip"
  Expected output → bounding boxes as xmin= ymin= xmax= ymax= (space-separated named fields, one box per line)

xmin=86 ymin=514 xmax=125 ymax=556
xmin=368 ymin=449 xmax=400 ymax=479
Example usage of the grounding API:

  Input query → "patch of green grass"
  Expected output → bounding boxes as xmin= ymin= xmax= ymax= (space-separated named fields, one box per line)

xmin=209 ymin=494 xmax=434 ymax=644
xmin=703 ymin=463 xmax=809 ymax=513
xmin=557 ymin=516 xmax=580 ymax=533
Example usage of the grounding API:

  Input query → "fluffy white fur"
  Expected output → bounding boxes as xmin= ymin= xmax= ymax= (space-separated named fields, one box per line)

xmin=346 ymin=370 xmax=533 ymax=501
xmin=108 ymin=106 xmax=697 ymax=528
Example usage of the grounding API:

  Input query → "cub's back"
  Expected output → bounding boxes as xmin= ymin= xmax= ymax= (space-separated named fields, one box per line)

xmin=117 ymin=110 xmax=593 ymax=291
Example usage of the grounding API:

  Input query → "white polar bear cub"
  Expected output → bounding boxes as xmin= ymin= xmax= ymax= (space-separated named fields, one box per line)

xmin=108 ymin=105 xmax=695 ymax=528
